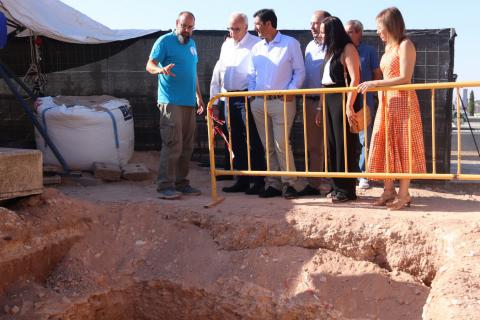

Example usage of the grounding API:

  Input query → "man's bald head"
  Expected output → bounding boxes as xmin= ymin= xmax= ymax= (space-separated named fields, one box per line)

xmin=175 ymin=11 xmax=196 ymax=44
xmin=310 ymin=10 xmax=331 ymax=42
xmin=228 ymin=12 xmax=249 ymax=43
xmin=230 ymin=12 xmax=248 ymax=25
xmin=313 ymin=10 xmax=331 ymax=21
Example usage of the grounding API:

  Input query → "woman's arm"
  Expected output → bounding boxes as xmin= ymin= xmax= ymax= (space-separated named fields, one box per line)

xmin=343 ymin=43 xmax=360 ymax=125
xmin=357 ymin=39 xmax=416 ymax=93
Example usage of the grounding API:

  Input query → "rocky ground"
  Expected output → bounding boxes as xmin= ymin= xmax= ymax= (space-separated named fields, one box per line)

xmin=0 ymin=151 xmax=479 ymax=319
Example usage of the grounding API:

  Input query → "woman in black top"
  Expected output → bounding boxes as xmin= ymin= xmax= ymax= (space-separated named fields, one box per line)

xmin=316 ymin=16 xmax=362 ymax=202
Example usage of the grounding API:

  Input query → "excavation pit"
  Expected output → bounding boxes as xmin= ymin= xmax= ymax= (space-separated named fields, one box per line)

xmin=0 ymin=154 xmax=479 ymax=319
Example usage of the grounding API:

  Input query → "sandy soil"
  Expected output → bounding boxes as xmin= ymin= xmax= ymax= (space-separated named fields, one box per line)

xmin=0 ymin=151 xmax=479 ymax=319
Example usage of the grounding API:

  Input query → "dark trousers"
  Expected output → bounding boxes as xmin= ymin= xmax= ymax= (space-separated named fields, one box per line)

xmin=325 ymin=93 xmax=359 ymax=198
xmin=227 ymin=97 xmax=266 ymax=186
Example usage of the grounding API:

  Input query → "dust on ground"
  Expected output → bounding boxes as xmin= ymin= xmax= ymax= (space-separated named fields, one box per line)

xmin=0 ymin=151 xmax=479 ymax=319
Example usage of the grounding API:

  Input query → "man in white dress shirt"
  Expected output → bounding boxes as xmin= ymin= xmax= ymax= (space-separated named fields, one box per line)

xmin=210 ymin=12 xmax=266 ymax=195
xmin=247 ymin=9 xmax=306 ymax=199
xmin=298 ymin=10 xmax=332 ymax=197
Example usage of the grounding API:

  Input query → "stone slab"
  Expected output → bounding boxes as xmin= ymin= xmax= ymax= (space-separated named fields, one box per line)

xmin=0 ymin=148 xmax=43 ymax=201
xmin=122 ymin=163 xmax=150 ymax=181
xmin=93 ymin=162 xmax=122 ymax=181
xmin=43 ymin=164 xmax=63 ymax=174
xmin=43 ymin=175 xmax=62 ymax=185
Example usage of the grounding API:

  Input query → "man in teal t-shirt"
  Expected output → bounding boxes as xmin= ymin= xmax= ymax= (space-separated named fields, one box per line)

xmin=146 ymin=11 xmax=205 ymax=200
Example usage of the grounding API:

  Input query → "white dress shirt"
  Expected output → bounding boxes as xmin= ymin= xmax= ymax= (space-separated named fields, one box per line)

xmin=247 ymin=32 xmax=305 ymax=91
xmin=210 ymin=32 xmax=260 ymax=100
xmin=304 ymin=39 xmax=326 ymax=89
xmin=209 ymin=60 xmax=226 ymax=102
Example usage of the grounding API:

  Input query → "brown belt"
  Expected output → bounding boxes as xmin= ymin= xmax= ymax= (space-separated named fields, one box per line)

xmin=262 ymin=95 xmax=293 ymax=101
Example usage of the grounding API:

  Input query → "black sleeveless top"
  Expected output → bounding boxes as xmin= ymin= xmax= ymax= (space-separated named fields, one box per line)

xmin=326 ymin=51 xmax=347 ymax=87
xmin=322 ymin=49 xmax=363 ymax=112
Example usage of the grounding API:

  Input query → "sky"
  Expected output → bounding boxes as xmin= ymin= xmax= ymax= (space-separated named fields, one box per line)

xmin=60 ymin=0 xmax=480 ymax=97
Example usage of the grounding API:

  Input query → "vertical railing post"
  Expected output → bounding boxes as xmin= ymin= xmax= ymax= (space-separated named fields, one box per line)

xmin=342 ymin=92 xmax=348 ymax=172
xmin=363 ymin=94 xmax=369 ymax=173
xmin=456 ymin=88 xmax=462 ymax=176
xmin=431 ymin=89 xmax=437 ymax=174
xmin=206 ymin=100 xmax=219 ymax=203
xmin=323 ymin=93 xmax=328 ymax=172
xmin=263 ymin=96 xmax=270 ymax=171
xmin=302 ymin=94 xmax=309 ymax=172
xmin=283 ymin=95 xmax=290 ymax=171
xmin=245 ymin=96 xmax=252 ymax=171
xmin=226 ymin=97 xmax=234 ymax=173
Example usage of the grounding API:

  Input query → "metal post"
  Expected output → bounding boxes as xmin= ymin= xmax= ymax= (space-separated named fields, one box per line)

xmin=205 ymin=100 xmax=225 ymax=208
xmin=0 ymin=62 xmax=71 ymax=174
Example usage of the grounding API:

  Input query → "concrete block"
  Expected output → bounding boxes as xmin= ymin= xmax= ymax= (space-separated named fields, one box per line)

xmin=62 ymin=172 xmax=102 ymax=187
xmin=43 ymin=175 xmax=61 ymax=185
xmin=43 ymin=164 xmax=63 ymax=174
xmin=93 ymin=162 xmax=121 ymax=181
xmin=122 ymin=163 xmax=150 ymax=181
xmin=0 ymin=148 xmax=43 ymax=201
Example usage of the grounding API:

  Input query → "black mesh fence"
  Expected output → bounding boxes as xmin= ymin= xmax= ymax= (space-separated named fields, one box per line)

xmin=0 ymin=29 xmax=455 ymax=172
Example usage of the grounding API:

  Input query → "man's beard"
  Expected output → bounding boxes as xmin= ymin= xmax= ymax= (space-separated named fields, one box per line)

xmin=177 ymin=33 xmax=190 ymax=44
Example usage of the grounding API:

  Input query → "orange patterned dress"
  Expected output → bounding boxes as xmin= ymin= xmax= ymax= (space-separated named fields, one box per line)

xmin=368 ymin=48 xmax=426 ymax=175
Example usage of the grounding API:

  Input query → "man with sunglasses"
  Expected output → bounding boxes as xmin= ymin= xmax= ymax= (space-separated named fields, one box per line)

xmin=146 ymin=11 xmax=205 ymax=200
xmin=210 ymin=12 xmax=266 ymax=195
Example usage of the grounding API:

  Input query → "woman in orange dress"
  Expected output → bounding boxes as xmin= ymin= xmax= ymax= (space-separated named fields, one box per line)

xmin=357 ymin=7 xmax=426 ymax=210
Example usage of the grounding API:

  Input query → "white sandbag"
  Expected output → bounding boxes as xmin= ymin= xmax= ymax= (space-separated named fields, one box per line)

xmin=35 ymin=95 xmax=134 ymax=171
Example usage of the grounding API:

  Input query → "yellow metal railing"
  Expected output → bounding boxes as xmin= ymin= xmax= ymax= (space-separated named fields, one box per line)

xmin=204 ymin=81 xmax=480 ymax=207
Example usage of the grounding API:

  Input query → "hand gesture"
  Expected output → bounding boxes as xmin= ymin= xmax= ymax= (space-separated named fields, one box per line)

xmin=162 ymin=63 xmax=176 ymax=77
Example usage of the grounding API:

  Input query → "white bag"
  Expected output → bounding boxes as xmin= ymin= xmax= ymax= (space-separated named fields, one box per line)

xmin=35 ymin=96 xmax=134 ymax=171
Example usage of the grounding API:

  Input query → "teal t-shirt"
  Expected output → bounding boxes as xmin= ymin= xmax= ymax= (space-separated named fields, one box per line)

xmin=149 ymin=32 xmax=198 ymax=107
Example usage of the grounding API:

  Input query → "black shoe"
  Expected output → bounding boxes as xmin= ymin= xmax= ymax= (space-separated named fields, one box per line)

xmin=222 ymin=182 xmax=249 ymax=193
xmin=245 ymin=183 xmax=265 ymax=195
xmin=283 ymin=186 xmax=298 ymax=199
xmin=259 ymin=186 xmax=282 ymax=198
xmin=217 ymin=175 xmax=234 ymax=181
xmin=325 ymin=188 xmax=336 ymax=198
xmin=331 ymin=193 xmax=356 ymax=203
xmin=298 ymin=184 xmax=321 ymax=197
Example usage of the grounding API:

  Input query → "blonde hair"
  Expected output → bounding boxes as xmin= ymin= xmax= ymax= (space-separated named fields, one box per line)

xmin=376 ymin=7 xmax=405 ymax=44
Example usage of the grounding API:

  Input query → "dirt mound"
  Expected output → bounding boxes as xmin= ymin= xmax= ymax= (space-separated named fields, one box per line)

xmin=0 ymin=153 xmax=479 ymax=319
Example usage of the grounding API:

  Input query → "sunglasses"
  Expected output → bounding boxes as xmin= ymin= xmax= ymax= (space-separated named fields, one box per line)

xmin=227 ymin=27 xmax=242 ymax=33
xmin=180 ymin=23 xmax=195 ymax=31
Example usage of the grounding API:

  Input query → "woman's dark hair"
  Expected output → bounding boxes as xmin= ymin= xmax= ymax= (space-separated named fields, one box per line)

xmin=253 ymin=9 xmax=277 ymax=29
xmin=322 ymin=16 xmax=352 ymax=59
